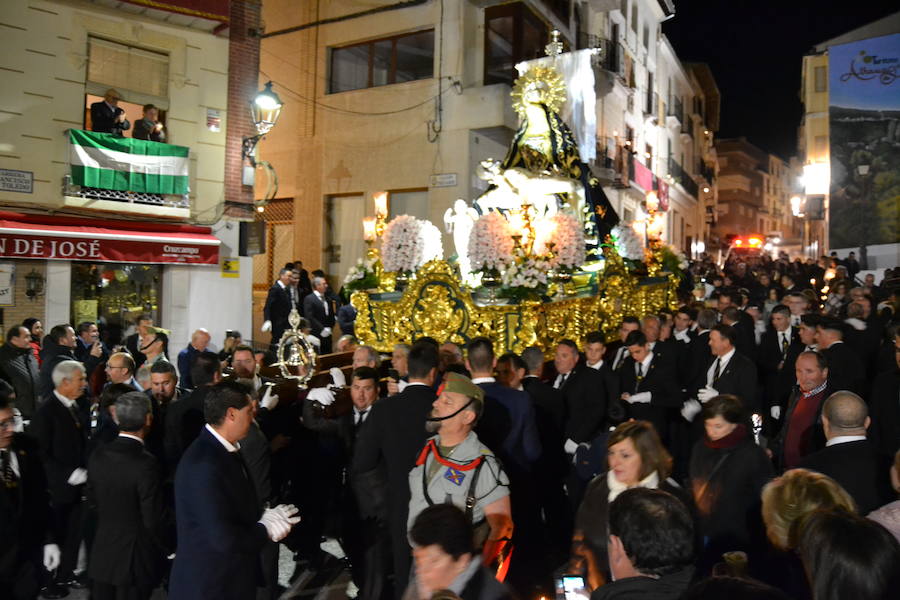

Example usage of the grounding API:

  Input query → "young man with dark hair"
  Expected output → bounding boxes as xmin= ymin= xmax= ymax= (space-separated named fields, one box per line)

xmin=760 ymin=304 xmax=804 ymax=421
xmin=163 ymin=351 xmax=222 ymax=471
xmin=0 ymin=325 xmax=40 ymax=421
xmin=169 ymin=381 xmax=299 ymax=599
xmin=618 ymin=331 xmax=680 ymax=442
xmin=598 ymin=488 xmax=695 ymax=599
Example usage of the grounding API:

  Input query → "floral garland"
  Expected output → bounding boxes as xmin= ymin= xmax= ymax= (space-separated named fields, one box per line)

xmin=611 ymin=224 xmax=645 ymax=261
xmin=501 ymin=245 xmax=550 ymax=293
xmin=343 ymin=256 xmax=379 ymax=291
xmin=467 ymin=212 xmax=514 ymax=273
xmin=547 ymin=212 xmax=585 ymax=269
xmin=657 ymin=243 xmax=689 ymax=277
xmin=381 ymin=215 xmax=444 ymax=273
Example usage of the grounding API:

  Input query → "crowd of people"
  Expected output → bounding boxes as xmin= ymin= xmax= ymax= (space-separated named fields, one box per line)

xmin=1 ymin=253 xmax=899 ymax=600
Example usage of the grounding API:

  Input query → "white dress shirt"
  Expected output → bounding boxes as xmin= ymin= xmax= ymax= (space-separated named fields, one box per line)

xmin=205 ymin=423 xmax=240 ymax=452
xmin=707 ymin=348 xmax=736 ymax=387
xmin=825 ymin=435 xmax=867 ymax=447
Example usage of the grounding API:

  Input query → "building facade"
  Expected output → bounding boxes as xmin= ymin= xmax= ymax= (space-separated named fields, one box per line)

xmin=0 ymin=0 xmax=259 ymax=351
xmin=254 ymin=0 xmax=720 ymax=333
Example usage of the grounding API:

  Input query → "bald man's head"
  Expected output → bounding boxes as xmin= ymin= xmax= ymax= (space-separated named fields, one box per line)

xmin=822 ymin=391 xmax=869 ymax=438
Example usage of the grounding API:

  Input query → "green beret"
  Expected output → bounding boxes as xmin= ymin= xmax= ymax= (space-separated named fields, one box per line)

xmin=440 ymin=372 xmax=484 ymax=402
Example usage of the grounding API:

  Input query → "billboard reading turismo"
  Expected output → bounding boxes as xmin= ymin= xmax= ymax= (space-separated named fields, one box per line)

xmin=828 ymin=33 xmax=900 ymax=256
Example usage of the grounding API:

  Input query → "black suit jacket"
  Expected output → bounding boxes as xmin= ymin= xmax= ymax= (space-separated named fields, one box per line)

xmin=522 ymin=376 xmax=568 ymax=478
xmin=0 ymin=433 xmax=52 ymax=584
xmin=619 ymin=354 xmax=681 ymax=437
xmin=870 ymin=369 xmax=900 ymax=459
xmin=87 ymin=436 xmax=170 ymax=586
xmin=476 ymin=381 xmax=541 ymax=474
xmin=758 ymin=327 xmax=804 ymax=410
xmin=686 ymin=331 xmax=713 ymax=394
xmin=822 ymin=342 xmax=867 ymax=397
xmin=692 ymin=352 xmax=760 ymax=412
xmin=163 ymin=386 xmax=212 ymax=472
xmin=169 ymin=428 xmax=267 ymax=600
xmin=799 ymin=439 xmax=891 ymax=514
xmin=263 ymin=282 xmax=294 ymax=337
xmin=302 ymin=291 xmax=336 ymax=336
xmin=558 ymin=364 xmax=608 ymax=444
xmin=30 ymin=394 xmax=88 ymax=504
xmin=90 ymin=100 xmax=129 ymax=135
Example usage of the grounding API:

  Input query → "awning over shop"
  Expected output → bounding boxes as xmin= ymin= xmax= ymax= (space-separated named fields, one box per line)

xmin=0 ymin=211 xmax=220 ymax=265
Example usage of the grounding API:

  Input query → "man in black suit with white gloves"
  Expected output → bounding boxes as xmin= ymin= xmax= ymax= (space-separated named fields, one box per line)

xmin=168 ymin=381 xmax=300 ymax=600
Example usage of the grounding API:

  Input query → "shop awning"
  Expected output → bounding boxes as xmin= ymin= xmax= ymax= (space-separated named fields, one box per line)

xmin=0 ymin=211 xmax=220 ymax=265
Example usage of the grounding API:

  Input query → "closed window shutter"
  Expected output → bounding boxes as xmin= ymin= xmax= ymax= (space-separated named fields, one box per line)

xmin=88 ymin=37 xmax=168 ymax=99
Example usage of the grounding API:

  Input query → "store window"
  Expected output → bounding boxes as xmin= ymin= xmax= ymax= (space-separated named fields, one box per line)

xmin=484 ymin=2 xmax=548 ymax=86
xmin=329 ymin=29 xmax=435 ymax=94
xmin=71 ymin=262 xmax=161 ymax=345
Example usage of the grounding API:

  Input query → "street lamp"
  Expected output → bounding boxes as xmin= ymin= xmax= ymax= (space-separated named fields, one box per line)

xmin=242 ymin=81 xmax=283 ymax=168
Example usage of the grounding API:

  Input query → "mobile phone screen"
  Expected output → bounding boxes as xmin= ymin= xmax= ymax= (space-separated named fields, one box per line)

xmin=555 ymin=575 xmax=589 ymax=600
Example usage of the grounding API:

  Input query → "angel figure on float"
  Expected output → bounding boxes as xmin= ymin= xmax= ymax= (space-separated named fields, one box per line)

xmin=443 ymin=199 xmax=480 ymax=286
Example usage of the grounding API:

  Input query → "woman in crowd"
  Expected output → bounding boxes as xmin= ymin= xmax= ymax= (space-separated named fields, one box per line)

xmin=867 ymin=449 xmax=900 ymax=542
xmin=798 ymin=508 xmax=900 ymax=600
xmin=689 ymin=395 xmax=773 ymax=573
xmin=571 ymin=420 xmax=692 ymax=589
xmin=760 ymin=469 xmax=856 ymax=599
xmin=22 ymin=317 xmax=43 ymax=365
xmin=823 ymin=280 xmax=850 ymax=317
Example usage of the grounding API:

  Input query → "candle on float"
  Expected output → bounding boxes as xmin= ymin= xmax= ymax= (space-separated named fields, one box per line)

xmin=373 ymin=192 xmax=388 ymax=218
xmin=363 ymin=217 xmax=377 ymax=242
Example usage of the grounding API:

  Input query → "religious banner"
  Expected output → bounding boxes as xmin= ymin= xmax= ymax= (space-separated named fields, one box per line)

xmin=828 ymin=33 xmax=900 ymax=251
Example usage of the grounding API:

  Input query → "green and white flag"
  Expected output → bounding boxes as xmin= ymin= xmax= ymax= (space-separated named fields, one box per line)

xmin=69 ymin=129 xmax=189 ymax=195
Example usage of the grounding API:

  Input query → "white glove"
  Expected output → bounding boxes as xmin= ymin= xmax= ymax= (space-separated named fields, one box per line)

xmin=43 ymin=544 xmax=60 ymax=571
xmin=626 ymin=391 xmax=652 ymax=404
xmin=306 ymin=334 xmax=321 ymax=349
xmin=307 ymin=387 xmax=335 ymax=407
xmin=258 ymin=508 xmax=292 ymax=542
xmin=260 ymin=386 xmax=279 ymax=410
xmin=261 ymin=320 xmax=272 ymax=333
xmin=329 ymin=367 xmax=346 ymax=388
xmin=770 ymin=406 xmax=782 ymax=420
xmin=564 ymin=438 xmax=578 ymax=455
xmin=271 ymin=503 xmax=301 ymax=524
xmin=697 ymin=387 xmax=718 ymax=403
xmin=320 ymin=327 xmax=332 ymax=338
xmin=681 ymin=399 xmax=703 ymax=422
xmin=67 ymin=467 xmax=87 ymax=486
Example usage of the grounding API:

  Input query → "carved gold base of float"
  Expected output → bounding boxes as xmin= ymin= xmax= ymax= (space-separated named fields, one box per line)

xmin=351 ymin=255 xmax=679 ymax=356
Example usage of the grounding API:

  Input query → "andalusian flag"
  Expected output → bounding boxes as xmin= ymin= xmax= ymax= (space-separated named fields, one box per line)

xmin=68 ymin=130 xmax=189 ymax=195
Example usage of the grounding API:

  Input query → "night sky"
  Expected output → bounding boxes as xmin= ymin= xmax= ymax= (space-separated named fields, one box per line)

xmin=662 ymin=0 xmax=898 ymax=159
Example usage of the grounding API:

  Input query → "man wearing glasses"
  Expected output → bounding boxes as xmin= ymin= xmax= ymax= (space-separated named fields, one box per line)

xmin=106 ymin=352 xmax=142 ymax=392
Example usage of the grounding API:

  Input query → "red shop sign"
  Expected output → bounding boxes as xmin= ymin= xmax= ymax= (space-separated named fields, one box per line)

xmin=0 ymin=214 xmax=220 ymax=265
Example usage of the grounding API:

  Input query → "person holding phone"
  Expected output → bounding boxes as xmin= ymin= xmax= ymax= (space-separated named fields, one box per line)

xmin=74 ymin=321 xmax=108 ymax=378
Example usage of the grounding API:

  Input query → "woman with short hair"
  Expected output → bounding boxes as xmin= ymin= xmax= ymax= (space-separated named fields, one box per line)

xmin=571 ymin=421 xmax=693 ymax=589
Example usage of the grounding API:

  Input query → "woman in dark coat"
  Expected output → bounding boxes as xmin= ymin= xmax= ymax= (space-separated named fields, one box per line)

xmin=571 ymin=421 xmax=694 ymax=590
xmin=689 ymin=394 xmax=774 ymax=574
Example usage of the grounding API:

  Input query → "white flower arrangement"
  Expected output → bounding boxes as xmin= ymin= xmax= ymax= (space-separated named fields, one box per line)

xmin=612 ymin=224 xmax=644 ymax=260
xmin=382 ymin=215 xmax=444 ymax=273
xmin=467 ymin=212 xmax=514 ymax=273
xmin=547 ymin=212 xmax=585 ymax=269
xmin=343 ymin=256 xmax=378 ymax=288
xmin=502 ymin=247 xmax=551 ymax=289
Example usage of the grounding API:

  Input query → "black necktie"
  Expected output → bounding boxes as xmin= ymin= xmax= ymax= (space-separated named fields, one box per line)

xmin=781 ymin=333 xmax=789 ymax=357
xmin=355 ymin=409 xmax=368 ymax=427
xmin=67 ymin=403 xmax=81 ymax=429
xmin=557 ymin=373 xmax=568 ymax=389
xmin=713 ymin=358 xmax=721 ymax=383
xmin=1 ymin=449 xmax=18 ymax=489
xmin=635 ymin=362 xmax=644 ymax=392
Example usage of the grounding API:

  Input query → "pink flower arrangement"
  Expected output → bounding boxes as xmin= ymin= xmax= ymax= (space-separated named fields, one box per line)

xmin=381 ymin=215 xmax=443 ymax=273
xmin=547 ymin=212 xmax=585 ymax=269
xmin=467 ymin=212 xmax=514 ymax=272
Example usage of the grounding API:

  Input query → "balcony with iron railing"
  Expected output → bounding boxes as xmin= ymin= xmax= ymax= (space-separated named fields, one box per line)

xmin=668 ymin=157 xmax=700 ymax=199
xmin=62 ymin=129 xmax=191 ymax=219
xmin=577 ymin=33 xmax=626 ymax=80
xmin=666 ymin=96 xmax=683 ymax=128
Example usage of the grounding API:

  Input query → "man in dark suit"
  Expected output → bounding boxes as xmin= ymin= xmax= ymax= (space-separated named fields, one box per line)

xmin=870 ymin=331 xmax=900 ymax=458
xmin=164 ymin=352 xmax=221 ymax=472
xmin=686 ymin=324 xmax=760 ymax=415
xmin=169 ymin=381 xmax=299 ymax=600
xmin=37 ymin=324 xmax=78 ymax=402
xmin=305 ymin=367 xmax=389 ymax=600
xmin=124 ymin=314 xmax=154 ymax=370
xmin=618 ymin=331 xmax=681 ymax=443
xmin=87 ymin=392 xmax=170 ymax=600
xmin=74 ymin=322 xmax=107 ymax=379
xmin=303 ymin=275 xmax=336 ymax=354
xmin=30 ymin=360 xmax=89 ymax=590
xmin=799 ymin=391 xmax=891 ymax=514
xmin=817 ymin=318 xmax=867 ymax=398
xmin=352 ymin=342 xmax=438 ymax=597
xmin=554 ymin=339 xmax=609 ymax=454
xmin=758 ymin=305 xmax=805 ymax=422
xmin=90 ymin=88 xmax=130 ymax=136
xmin=683 ymin=309 xmax=717 ymax=391
xmin=0 ymin=396 xmax=61 ymax=600
xmin=262 ymin=267 xmax=295 ymax=350
xmin=721 ymin=306 xmax=756 ymax=362
xmin=583 ymin=331 xmax=621 ymax=422
xmin=604 ymin=316 xmax=641 ymax=372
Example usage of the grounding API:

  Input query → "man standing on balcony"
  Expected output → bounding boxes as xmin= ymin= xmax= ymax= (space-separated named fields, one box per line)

xmin=90 ymin=89 xmax=130 ymax=137
xmin=132 ymin=104 xmax=166 ymax=143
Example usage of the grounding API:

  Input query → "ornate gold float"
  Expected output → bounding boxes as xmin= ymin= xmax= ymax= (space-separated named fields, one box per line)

xmin=351 ymin=252 xmax=679 ymax=355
